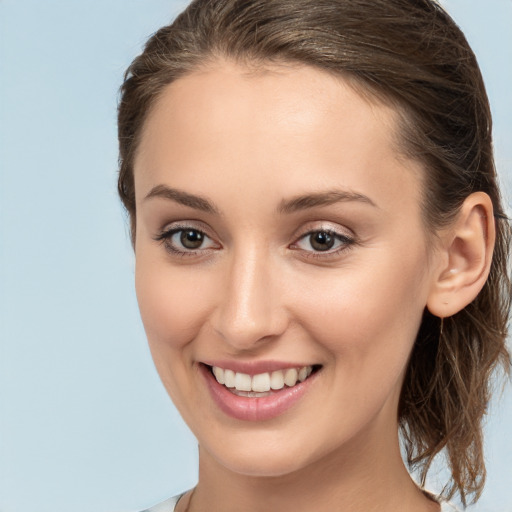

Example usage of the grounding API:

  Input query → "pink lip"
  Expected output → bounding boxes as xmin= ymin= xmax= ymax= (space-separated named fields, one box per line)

xmin=200 ymin=364 xmax=318 ymax=422
xmin=201 ymin=359 xmax=313 ymax=375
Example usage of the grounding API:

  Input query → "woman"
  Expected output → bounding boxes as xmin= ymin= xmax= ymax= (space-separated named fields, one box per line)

xmin=117 ymin=0 xmax=511 ymax=511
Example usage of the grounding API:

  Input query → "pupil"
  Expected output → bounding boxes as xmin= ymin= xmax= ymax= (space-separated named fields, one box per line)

xmin=310 ymin=231 xmax=334 ymax=251
xmin=180 ymin=230 xmax=203 ymax=249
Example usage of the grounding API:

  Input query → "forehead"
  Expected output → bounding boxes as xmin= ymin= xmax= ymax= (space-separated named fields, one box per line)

xmin=134 ymin=59 xmax=423 ymax=217
xmin=138 ymin=59 xmax=398 ymax=159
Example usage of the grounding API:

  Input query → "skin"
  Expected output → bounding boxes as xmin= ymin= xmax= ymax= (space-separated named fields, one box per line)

xmin=133 ymin=60 xmax=454 ymax=512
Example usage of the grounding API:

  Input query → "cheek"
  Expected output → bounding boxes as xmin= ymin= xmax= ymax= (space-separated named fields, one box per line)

xmin=285 ymin=252 xmax=429 ymax=438
xmin=134 ymin=254 xmax=216 ymax=414
xmin=291 ymin=247 xmax=429 ymax=366
xmin=135 ymin=255 xmax=213 ymax=350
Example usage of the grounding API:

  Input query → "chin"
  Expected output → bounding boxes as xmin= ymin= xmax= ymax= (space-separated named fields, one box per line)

xmin=214 ymin=450 xmax=308 ymax=478
xmin=199 ymin=430 xmax=333 ymax=478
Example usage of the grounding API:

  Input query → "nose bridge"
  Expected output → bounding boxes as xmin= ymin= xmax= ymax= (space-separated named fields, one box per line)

xmin=214 ymin=241 xmax=285 ymax=348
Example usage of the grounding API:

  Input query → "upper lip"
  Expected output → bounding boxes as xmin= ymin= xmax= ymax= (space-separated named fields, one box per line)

xmin=201 ymin=360 xmax=318 ymax=376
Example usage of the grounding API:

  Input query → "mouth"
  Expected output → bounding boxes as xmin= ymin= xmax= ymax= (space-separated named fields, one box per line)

xmin=208 ymin=364 xmax=321 ymax=397
xmin=200 ymin=363 xmax=322 ymax=421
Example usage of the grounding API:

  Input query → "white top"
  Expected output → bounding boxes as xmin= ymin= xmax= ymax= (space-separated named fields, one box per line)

xmin=140 ymin=494 xmax=182 ymax=512
xmin=141 ymin=493 xmax=461 ymax=511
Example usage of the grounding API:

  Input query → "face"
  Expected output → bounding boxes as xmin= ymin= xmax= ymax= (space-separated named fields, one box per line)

xmin=134 ymin=60 xmax=438 ymax=477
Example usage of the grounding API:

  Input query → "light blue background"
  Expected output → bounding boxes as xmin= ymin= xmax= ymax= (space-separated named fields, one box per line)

xmin=0 ymin=1 xmax=510 ymax=511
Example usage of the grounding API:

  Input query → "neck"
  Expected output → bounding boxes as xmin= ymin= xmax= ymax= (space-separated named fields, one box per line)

xmin=188 ymin=423 xmax=438 ymax=512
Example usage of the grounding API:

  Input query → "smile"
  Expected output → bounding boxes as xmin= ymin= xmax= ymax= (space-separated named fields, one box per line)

xmin=211 ymin=365 xmax=314 ymax=396
xmin=201 ymin=363 xmax=321 ymax=421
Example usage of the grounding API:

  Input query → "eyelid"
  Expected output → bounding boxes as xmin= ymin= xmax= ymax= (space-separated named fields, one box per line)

xmin=156 ymin=219 xmax=213 ymax=235
xmin=289 ymin=223 xmax=356 ymax=257
xmin=293 ymin=230 xmax=352 ymax=249
xmin=153 ymin=220 xmax=355 ymax=259
xmin=291 ymin=221 xmax=355 ymax=243
xmin=153 ymin=221 xmax=221 ymax=256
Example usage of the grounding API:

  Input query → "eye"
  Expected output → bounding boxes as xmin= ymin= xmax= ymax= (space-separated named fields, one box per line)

xmin=177 ymin=229 xmax=207 ymax=249
xmin=292 ymin=229 xmax=354 ymax=255
xmin=155 ymin=226 xmax=219 ymax=256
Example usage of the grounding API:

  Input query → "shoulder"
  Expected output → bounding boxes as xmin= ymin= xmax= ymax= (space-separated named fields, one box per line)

xmin=440 ymin=502 xmax=461 ymax=512
xmin=421 ymin=488 xmax=460 ymax=512
xmin=138 ymin=493 xmax=184 ymax=512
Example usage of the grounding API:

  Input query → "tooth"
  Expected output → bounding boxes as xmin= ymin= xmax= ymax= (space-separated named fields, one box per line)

xmin=212 ymin=366 xmax=225 ymax=384
xmin=284 ymin=368 xmax=298 ymax=387
xmin=298 ymin=367 xmax=308 ymax=382
xmin=252 ymin=372 xmax=271 ymax=392
xmin=235 ymin=372 xmax=252 ymax=391
xmin=217 ymin=365 xmax=314 ymax=392
xmin=224 ymin=369 xmax=236 ymax=388
xmin=270 ymin=370 xmax=285 ymax=390
xmin=232 ymin=390 xmax=272 ymax=398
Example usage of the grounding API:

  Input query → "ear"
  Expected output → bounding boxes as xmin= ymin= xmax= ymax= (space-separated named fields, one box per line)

xmin=427 ymin=192 xmax=495 ymax=318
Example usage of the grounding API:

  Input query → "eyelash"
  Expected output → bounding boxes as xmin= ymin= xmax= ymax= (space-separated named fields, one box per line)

xmin=291 ymin=229 xmax=356 ymax=259
xmin=154 ymin=225 xmax=218 ymax=257
xmin=154 ymin=225 xmax=356 ymax=259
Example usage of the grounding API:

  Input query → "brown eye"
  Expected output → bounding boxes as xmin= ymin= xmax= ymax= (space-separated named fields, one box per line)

xmin=292 ymin=228 xmax=354 ymax=256
xmin=155 ymin=226 xmax=219 ymax=256
xmin=180 ymin=229 xmax=204 ymax=249
xmin=309 ymin=231 xmax=335 ymax=251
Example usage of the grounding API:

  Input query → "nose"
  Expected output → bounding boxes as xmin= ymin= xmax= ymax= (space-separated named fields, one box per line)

xmin=211 ymin=245 xmax=288 ymax=351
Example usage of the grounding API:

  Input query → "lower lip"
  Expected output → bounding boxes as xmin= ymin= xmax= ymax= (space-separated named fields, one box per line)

xmin=200 ymin=364 xmax=318 ymax=422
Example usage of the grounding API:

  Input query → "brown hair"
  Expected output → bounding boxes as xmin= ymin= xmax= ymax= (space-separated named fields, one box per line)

xmin=117 ymin=0 xmax=511 ymax=505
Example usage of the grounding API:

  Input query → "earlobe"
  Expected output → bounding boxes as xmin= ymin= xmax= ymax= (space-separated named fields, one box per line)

xmin=427 ymin=192 xmax=495 ymax=318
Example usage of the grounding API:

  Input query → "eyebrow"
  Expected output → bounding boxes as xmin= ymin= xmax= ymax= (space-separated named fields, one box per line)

xmin=144 ymin=185 xmax=219 ymax=214
xmin=144 ymin=184 xmax=377 ymax=215
xmin=278 ymin=190 xmax=378 ymax=214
